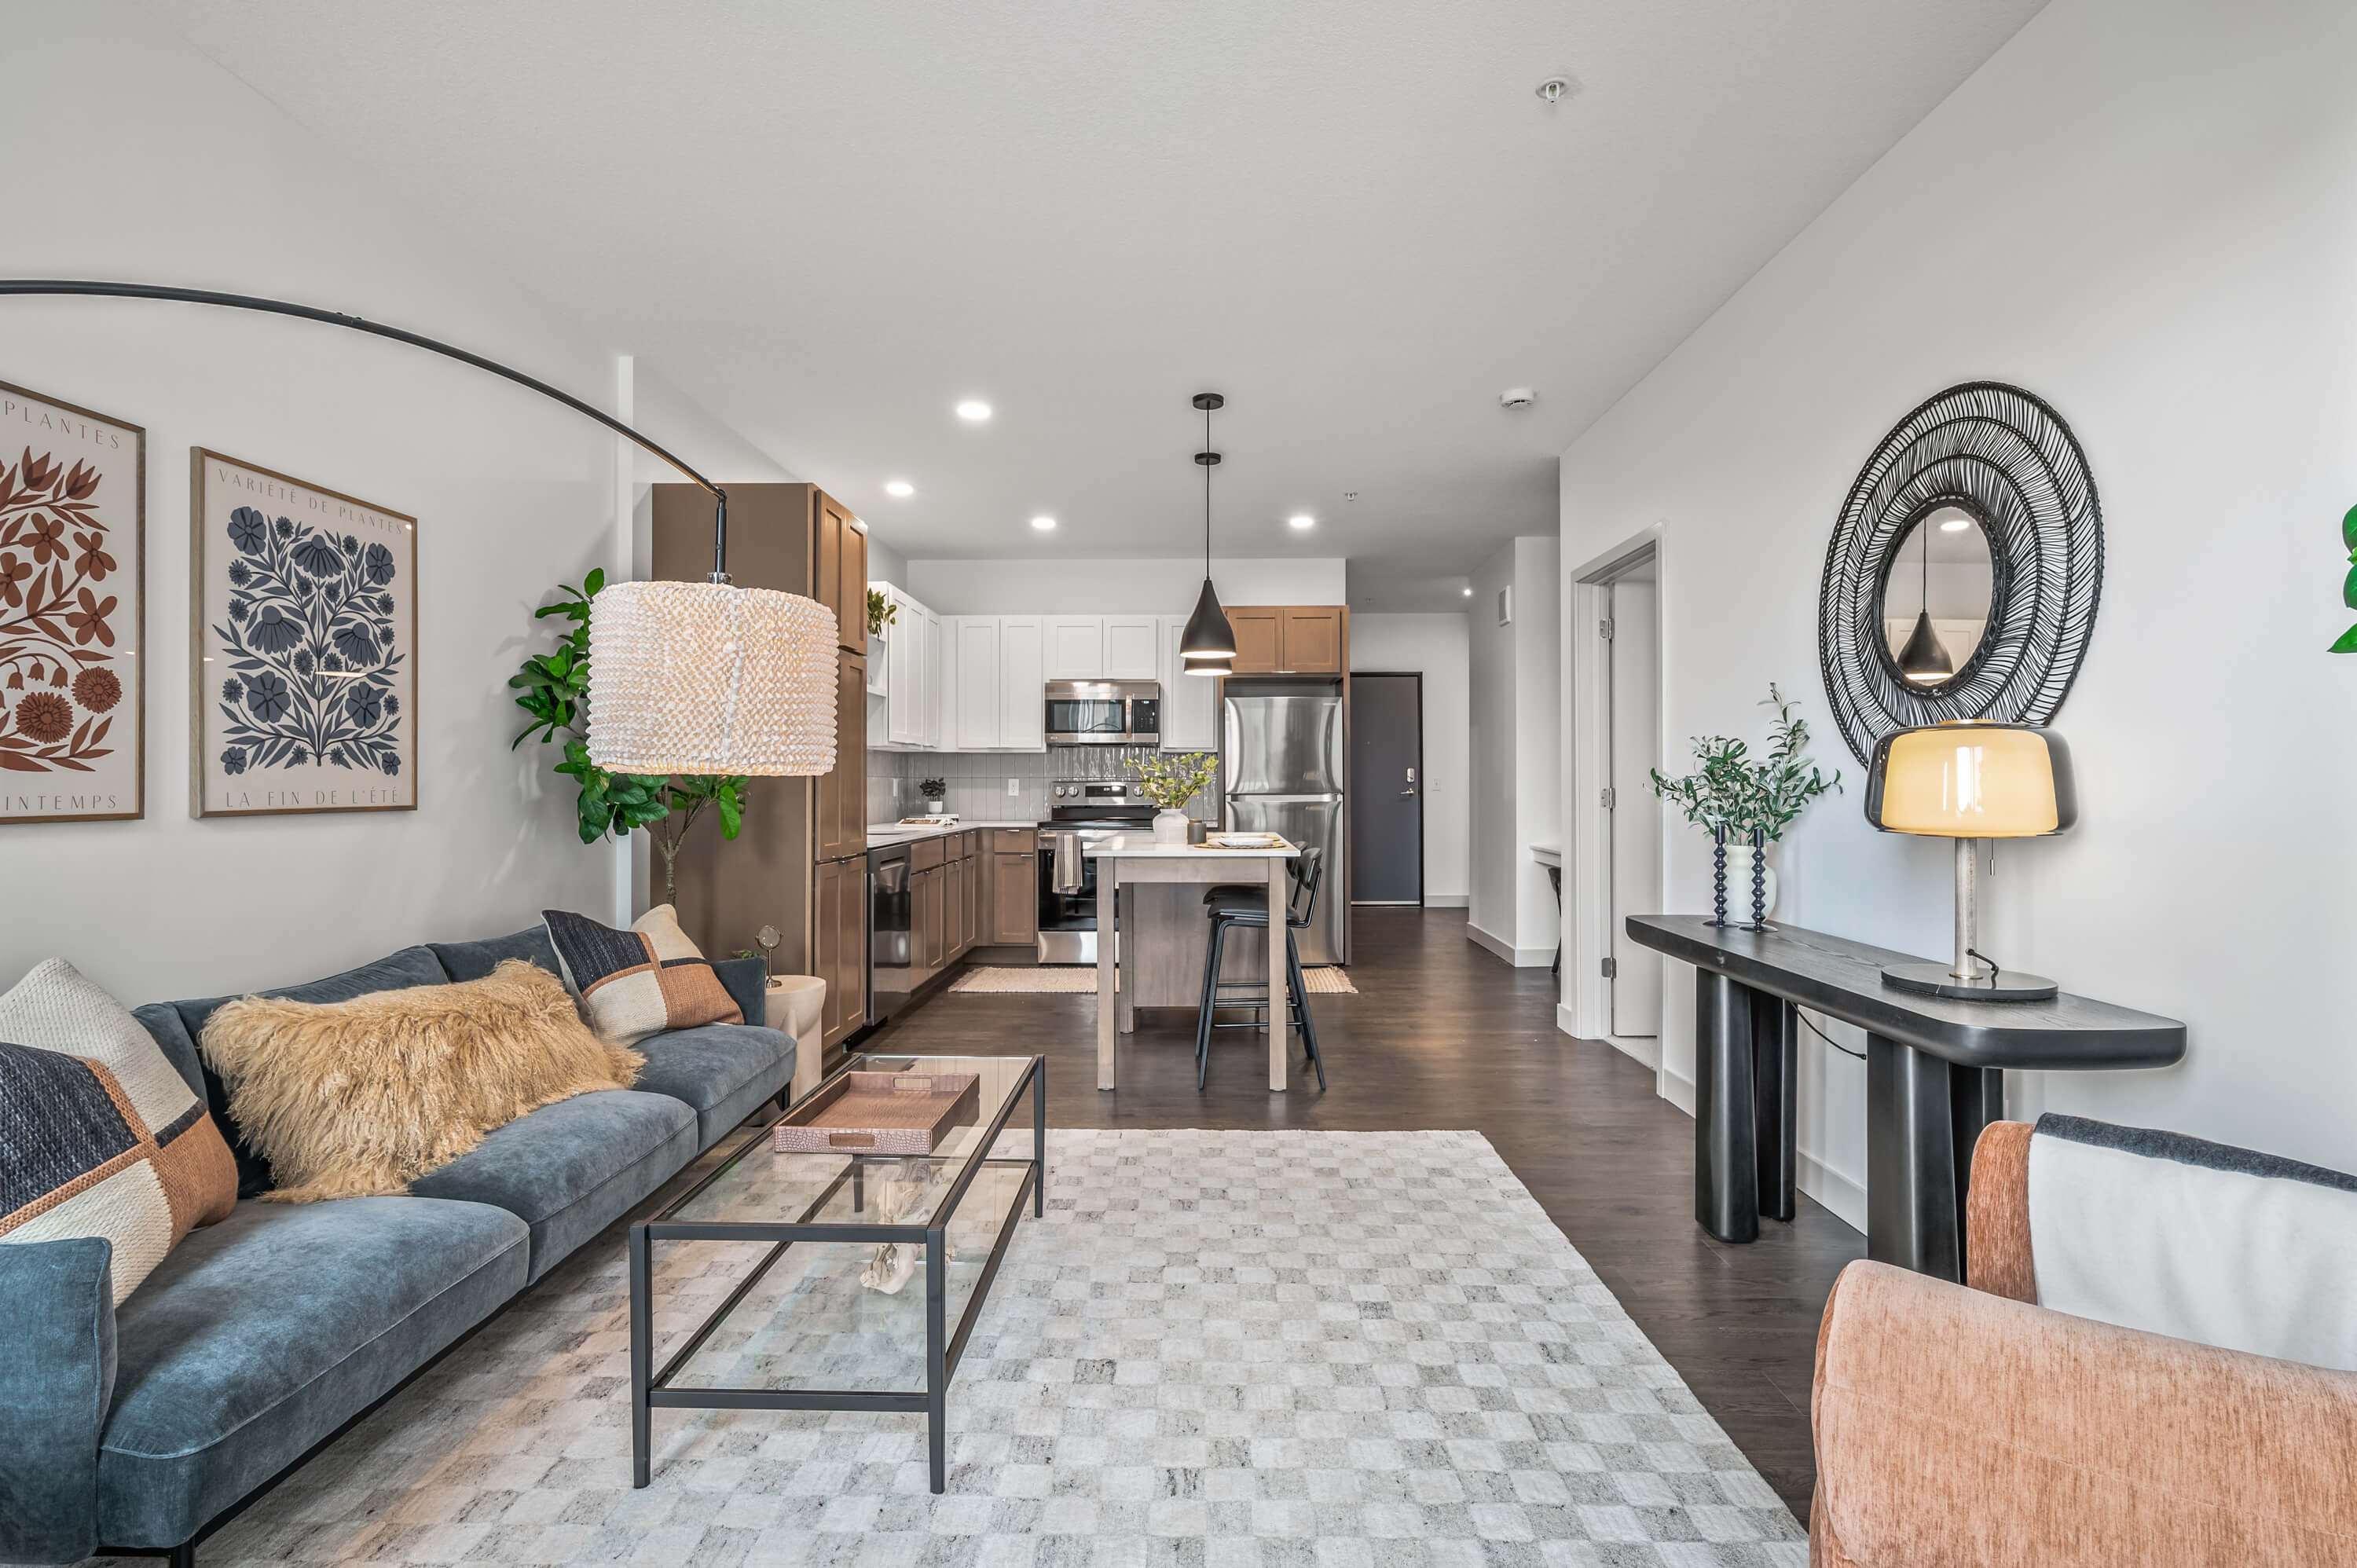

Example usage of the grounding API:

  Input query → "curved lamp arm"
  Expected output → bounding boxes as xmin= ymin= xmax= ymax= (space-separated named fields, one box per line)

xmin=0 ymin=278 xmax=731 ymax=580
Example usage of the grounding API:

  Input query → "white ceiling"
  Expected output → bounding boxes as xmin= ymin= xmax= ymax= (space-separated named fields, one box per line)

xmin=152 ymin=0 xmax=2044 ymax=611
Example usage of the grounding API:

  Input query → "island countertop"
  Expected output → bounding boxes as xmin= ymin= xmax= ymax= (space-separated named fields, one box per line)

xmin=1085 ymin=835 xmax=1299 ymax=859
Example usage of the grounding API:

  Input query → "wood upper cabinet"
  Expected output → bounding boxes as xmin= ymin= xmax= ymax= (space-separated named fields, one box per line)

xmin=814 ymin=491 xmax=865 ymax=652
xmin=1221 ymin=606 xmax=1347 ymax=675
xmin=990 ymin=852 xmax=1038 ymax=944
xmin=813 ymin=650 xmax=867 ymax=861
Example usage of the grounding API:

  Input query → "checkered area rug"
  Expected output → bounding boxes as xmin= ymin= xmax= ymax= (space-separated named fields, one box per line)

xmin=96 ymin=1129 xmax=1804 ymax=1567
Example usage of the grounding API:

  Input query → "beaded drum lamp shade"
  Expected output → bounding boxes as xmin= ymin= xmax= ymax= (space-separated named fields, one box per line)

xmin=1866 ymin=720 xmax=2076 ymax=1001
xmin=587 ymin=580 xmax=838 ymax=776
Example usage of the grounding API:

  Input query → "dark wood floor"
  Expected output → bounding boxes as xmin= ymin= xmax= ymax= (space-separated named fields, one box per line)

xmin=860 ymin=906 xmax=1862 ymax=1521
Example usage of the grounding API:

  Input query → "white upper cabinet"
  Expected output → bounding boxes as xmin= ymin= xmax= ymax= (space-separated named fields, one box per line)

xmin=1157 ymin=614 xmax=1218 ymax=751
xmin=1103 ymin=616 xmax=1158 ymax=680
xmin=953 ymin=617 xmax=1001 ymax=749
xmin=1044 ymin=616 xmax=1107 ymax=680
xmin=999 ymin=617 xmax=1045 ymax=750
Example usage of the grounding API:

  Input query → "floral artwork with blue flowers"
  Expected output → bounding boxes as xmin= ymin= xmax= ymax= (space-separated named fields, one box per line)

xmin=213 ymin=504 xmax=406 ymax=778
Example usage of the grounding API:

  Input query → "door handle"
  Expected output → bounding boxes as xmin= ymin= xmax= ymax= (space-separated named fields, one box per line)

xmin=1400 ymin=788 xmax=1416 ymax=797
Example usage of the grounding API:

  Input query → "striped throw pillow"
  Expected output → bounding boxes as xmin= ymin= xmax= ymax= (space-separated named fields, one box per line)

xmin=0 ymin=960 xmax=240 ymax=1304
xmin=542 ymin=904 xmax=743 ymax=1046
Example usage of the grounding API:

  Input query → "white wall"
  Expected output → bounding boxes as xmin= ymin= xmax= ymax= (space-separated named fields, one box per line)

xmin=1349 ymin=614 xmax=1470 ymax=903
xmin=1465 ymin=538 xmax=1563 ymax=963
xmin=907 ymin=556 xmax=1347 ymax=615
xmin=0 ymin=5 xmax=762 ymax=1006
xmin=1559 ymin=0 xmax=2357 ymax=1217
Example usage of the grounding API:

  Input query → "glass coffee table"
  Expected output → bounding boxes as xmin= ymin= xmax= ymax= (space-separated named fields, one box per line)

xmin=629 ymin=1052 xmax=1045 ymax=1493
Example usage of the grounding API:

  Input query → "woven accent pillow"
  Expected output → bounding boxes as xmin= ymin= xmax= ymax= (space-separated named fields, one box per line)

xmin=543 ymin=904 xmax=743 ymax=1046
xmin=0 ymin=959 xmax=240 ymax=1304
xmin=200 ymin=960 xmax=643 ymax=1203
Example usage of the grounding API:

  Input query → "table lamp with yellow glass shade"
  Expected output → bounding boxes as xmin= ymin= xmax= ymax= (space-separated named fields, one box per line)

xmin=1865 ymin=720 xmax=2076 ymax=1002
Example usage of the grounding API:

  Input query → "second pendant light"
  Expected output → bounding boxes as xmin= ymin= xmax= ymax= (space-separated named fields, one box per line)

xmin=1179 ymin=390 xmax=1236 ymax=675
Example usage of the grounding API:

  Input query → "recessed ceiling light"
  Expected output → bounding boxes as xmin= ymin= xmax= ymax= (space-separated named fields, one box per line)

xmin=1462 ymin=587 xmax=1473 ymax=598
xmin=1288 ymin=514 xmax=1314 ymax=529
xmin=956 ymin=400 xmax=992 ymax=422
xmin=884 ymin=480 xmax=914 ymax=497
xmin=1031 ymin=515 xmax=1056 ymax=531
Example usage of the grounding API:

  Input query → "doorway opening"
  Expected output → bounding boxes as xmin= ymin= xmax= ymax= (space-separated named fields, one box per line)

xmin=1348 ymin=672 xmax=1424 ymax=907
xmin=1567 ymin=537 xmax=1663 ymax=1068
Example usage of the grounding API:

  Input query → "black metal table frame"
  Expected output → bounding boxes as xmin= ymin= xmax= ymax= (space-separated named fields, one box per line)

xmin=629 ymin=1053 xmax=1047 ymax=1495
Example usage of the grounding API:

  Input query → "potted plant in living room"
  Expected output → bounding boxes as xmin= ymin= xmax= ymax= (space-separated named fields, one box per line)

xmin=508 ymin=570 xmax=749 ymax=905
xmin=1131 ymin=751 xmax=1219 ymax=844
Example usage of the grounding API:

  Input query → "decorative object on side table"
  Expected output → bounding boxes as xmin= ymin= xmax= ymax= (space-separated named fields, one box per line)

xmin=510 ymin=571 xmax=751 ymax=905
xmin=1735 ymin=684 xmax=1842 ymax=929
xmin=919 ymin=776 xmax=947 ymax=814
xmin=1648 ymin=727 xmax=1758 ymax=928
xmin=1865 ymin=719 xmax=2076 ymax=1001
xmin=1131 ymin=749 xmax=1219 ymax=844
xmin=192 ymin=449 xmax=415 ymax=815
xmin=0 ymin=381 xmax=144 ymax=822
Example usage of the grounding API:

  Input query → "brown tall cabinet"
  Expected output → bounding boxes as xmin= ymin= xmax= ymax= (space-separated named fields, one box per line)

xmin=654 ymin=482 xmax=870 ymax=1062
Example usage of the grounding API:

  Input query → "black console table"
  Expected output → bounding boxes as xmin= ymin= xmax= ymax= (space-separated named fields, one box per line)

xmin=1624 ymin=915 xmax=2185 ymax=1280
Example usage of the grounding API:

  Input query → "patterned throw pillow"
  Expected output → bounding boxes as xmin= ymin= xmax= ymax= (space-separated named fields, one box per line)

xmin=542 ymin=904 xmax=743 ymax=1046
xmin=0 ymin=959 xmax=240 ymax=1304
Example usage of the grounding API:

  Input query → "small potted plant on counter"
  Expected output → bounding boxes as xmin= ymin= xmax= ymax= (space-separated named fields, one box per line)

xmin=1131 ymin=751 xmax=1219 ymax=844
xmin=919 ymin=776 xmax=948 ymax=815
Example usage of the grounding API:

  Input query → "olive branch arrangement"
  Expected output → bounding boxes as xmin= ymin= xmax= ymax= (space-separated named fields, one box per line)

xmin=1130 ymin=750 xmax=1219 ymax=811
xmin=508 ymin=570 xmax=748 ymax=907
xmin=2332 ymin=503 xmax=2357 ymax=654
xmin=1649 ymin=683 xmax=1839 ymax=926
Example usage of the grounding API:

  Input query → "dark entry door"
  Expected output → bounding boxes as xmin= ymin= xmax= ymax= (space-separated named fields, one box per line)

xmin=1348 ymin=673 xmax=1423 ymax=905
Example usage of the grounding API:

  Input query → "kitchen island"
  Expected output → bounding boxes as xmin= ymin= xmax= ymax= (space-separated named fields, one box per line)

xmin=1091 ymin=835 xmax=1302 ymax=1092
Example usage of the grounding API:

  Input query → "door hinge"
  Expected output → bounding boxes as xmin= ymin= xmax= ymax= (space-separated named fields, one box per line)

xmin=1600 ymin=786 xmax=1616 ymax=810
xmin=1598 ymin=617 xmax=1615 ymax=640
xmin=1601 ymin=956 xmax=1618 ymax=978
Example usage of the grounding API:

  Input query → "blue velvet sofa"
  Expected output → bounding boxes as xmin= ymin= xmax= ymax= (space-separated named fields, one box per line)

xmin=0 ymin=926 xmax=792 ymax=1566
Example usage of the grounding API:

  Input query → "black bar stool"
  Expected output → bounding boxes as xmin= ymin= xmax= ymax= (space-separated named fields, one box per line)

xmin=1193 ymin=846 xmax=1328 ymax=1090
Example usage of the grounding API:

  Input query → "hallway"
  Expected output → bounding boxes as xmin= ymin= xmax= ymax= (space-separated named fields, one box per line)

xmin=863 ymin=906 xmax=1864 ymax=1519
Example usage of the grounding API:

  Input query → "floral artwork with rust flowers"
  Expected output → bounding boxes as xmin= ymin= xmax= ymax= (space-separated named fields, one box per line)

xmin=0 ymin=445 xmax=126 ymax=774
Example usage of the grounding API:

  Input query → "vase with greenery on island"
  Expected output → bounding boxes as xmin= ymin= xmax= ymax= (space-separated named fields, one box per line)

xmin=1131 ymin=750 xmax=1219 ymax=844
xmin=1650 ymin=683 xmax=1840 ymax=929
xmin=508 ymin=569 xmax=749 ymax=907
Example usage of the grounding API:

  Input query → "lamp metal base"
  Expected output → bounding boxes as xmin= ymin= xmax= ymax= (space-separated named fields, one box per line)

xmin=1879 ymin=962 xmax=2058 ymax=1003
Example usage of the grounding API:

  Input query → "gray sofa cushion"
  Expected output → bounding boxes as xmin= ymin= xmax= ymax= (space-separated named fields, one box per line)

xmin=633 ymin=1023 xmax=794 ymax=1149
xmin=0 ymin=1238 xmax=115 ymax=1564
xmin=95 ymin=1196 xmax=527 ymax=1550
xmin=161 ymin=945 xmax=455 ymax=1199
xmin=129 ymin=1002 xmax=206 ymax=1103
xmin=428 ymin=925 xmax=560 ymax=983
xmin=408 ymin=1090 xmax=695 ymax=1280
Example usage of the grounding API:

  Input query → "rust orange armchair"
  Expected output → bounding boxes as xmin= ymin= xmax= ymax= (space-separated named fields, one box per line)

xmin=1809 ymin=1121 xmax=2357 ymax=1567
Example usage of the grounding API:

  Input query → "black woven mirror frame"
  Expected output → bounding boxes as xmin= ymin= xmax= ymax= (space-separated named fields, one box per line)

xmin=1817 ymin=381 xmax=2103 ymax=766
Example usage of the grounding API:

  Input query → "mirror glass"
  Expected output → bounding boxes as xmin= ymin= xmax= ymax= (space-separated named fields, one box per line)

xmin=1882 ymin=505 xmax=1994 ymax=684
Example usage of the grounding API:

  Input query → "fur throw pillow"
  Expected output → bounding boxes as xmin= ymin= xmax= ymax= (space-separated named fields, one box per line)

xmin=200 ymin=960 xmax=643 ymax=1203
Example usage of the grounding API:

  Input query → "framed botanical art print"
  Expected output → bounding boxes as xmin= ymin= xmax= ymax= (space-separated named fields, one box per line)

xmin=191 ymin=451 xmax=416 ymax=816
xmin=1 ymin=380 xmax=145 ymax=823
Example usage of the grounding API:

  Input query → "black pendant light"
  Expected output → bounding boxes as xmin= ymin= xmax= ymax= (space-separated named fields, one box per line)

xmin=1179 ymin=391 xmax=1236 ymax=673
xmin=1897 ymin=521 xmax=1954 ymax=684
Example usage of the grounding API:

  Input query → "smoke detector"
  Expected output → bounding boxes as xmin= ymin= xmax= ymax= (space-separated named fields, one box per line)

xmin=1499 ymin=387 xmax=1538 ymax=411
xmin=1536 ymin=77 xmax=1572 ymax=104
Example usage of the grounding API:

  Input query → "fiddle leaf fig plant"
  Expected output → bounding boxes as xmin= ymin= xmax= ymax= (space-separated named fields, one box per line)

xmin=2333 ymin=503 xmax=2357 ymax=654
xmin=510 ymin=570 xmax=748 ymax=906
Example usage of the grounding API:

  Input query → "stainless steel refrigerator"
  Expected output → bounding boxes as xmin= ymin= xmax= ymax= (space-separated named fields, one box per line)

xmin=1222 ymin=680 xmax=1348 ymax=965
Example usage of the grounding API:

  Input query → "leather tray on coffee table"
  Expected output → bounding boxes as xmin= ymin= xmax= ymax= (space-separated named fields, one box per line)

xmin=772 ymin=1070 xmax=981 ymax=1155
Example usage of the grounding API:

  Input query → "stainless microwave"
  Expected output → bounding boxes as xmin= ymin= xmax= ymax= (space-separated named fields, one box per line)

xmin=1043 ymin=680 xmax=1160 ymax=746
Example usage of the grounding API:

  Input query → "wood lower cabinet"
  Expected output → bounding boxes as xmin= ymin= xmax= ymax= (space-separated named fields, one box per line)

xmin=812 ymin=855 xmax=866 ymax=1052
xmin=1222 ymin=605 xmax=1348 ymax=675
xmin=991 ymin=851 xmax=1038 ymax=945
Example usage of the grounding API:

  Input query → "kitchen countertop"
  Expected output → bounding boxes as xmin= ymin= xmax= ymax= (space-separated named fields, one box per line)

xmin=866 ymin=819 xmax=1036 ymax=849
xmin=1087 ymin=834 xmax=1298 ymax=859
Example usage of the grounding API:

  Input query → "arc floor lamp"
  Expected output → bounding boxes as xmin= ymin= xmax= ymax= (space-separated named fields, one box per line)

xmin=0 ymin=280 xmax=837 ymax=778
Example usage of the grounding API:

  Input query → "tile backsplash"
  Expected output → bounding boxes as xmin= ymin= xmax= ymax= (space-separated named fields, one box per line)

xmin=866 ymin=746 xmax=1215 ymax=825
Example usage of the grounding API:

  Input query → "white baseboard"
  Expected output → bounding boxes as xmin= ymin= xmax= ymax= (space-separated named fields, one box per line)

xmin=1556 ymin=1002 xmax=1580 ymax=1039
xmin=1466 ymin=920 xmax=1554 ymax=967
xmin=1659 ymin=1066 xmax=1696 ymax=1117
xmin=1800 ymin=1151 xmax=1868 ymax=1234
xmin=1424 ymin=894 xmax=1469 ymax=908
